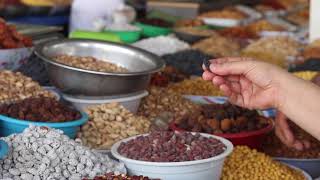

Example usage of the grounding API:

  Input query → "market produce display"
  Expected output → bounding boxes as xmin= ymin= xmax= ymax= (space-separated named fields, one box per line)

xmin=83 ymin=173 xmax=156 ymax=180
xmin=162 ymin=49 xmax=213 ymax=76
xmin=0 ymin=71 xmax=53 ymax=104
xmin=138 ymin=18 xmax=173 ymax=28
xmin=0 ymin=18 xmax=32 ymax=49
xmin=133 ymin=36 xmax=190 ymax=56
xmin=0 ymin=126 xmax=125 ymax=179
xmin=118 ymin=131 xmax=226 ymax=162
xmin=174 ymin=19 xmax=204 ymax=28
xmin=174 ymin=27 xmax=217 ymax=37
xmin=78 ymin=103 xmax=151 ymax=149
xmin=150 ymin=66 xmax=189 ymax=87
xmin=222 ymin=146 xmax=306 ymax=180
xmin=290 ymin=59 xmax=320 ymax=72
xmin=192 ymin=35 xmax=241 ymax=57
xmin=138 ymin=87 xmax=200 ymax=119
xmin=0 ymin=97 xmax=81 ymax=122
xmin=199 ymin=7 xmax=247 ymax=20
xmin=241 ymin=36 xmax=301 ymax=67
xmin=54 ymin=55 xmax=128 ymax=73
xmin=167 ymin=77 xmax=223 ymax=96
xmin=293 ymin=71 xmax=318 ymax=81
xmin=174 ymin=103 xmax=271 ymax=134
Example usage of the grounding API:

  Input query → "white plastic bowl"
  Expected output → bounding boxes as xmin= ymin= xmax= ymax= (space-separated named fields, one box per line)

xmin=62 ymin=91 xmax=148 ymax=113
xmin=111 ymin=133 xmax=233 ymax=180
xmin=0 ymin=47 xmax=32 ymax=70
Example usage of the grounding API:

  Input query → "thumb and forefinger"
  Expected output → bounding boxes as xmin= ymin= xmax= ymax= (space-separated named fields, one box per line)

xmin=208 ymin=57 xmax=255 ymax=76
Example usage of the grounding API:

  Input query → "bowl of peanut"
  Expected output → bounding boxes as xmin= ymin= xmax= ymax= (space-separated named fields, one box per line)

xmin=35 ymin=39 xmax=165 ymax=96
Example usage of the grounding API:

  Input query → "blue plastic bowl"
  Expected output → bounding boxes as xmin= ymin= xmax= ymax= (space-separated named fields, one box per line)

xmin=0 ymin=140 xmax=8 ymax=159
xmin=275 ymin=157 xmax=320 ymax=178
xmin=0 ymin=112 xmax=88 ymax=139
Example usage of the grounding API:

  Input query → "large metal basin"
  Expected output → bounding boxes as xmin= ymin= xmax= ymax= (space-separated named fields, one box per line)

xmin=35 ymin=39 xmax=165 ymax=96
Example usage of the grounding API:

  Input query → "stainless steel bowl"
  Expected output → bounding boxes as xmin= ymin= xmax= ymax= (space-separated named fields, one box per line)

xmin=35 ymin=39 xmax=165 ymax=96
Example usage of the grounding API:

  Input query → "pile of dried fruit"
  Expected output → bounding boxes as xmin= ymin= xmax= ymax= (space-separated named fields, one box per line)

xmin=78 ymin=103 xmax=151 ymax=149
xmin=167 ymin=77 xmax=223 ymax=96
xmin=138 ymin=87 xmax=200 ymax=119
xmin=199 ymin=7 xmax=247 ymax=20
xmin=150 ymin=66 xmax=189 ymax=87
xmin=162 ymin=49 xmax=213 ymax=76
xmin=118 ymin=131 xmax=226 ymax=162
xmin=263 ymin=121 xmax=320 ymax=158
xmin=54 ymin=55 xmax=128 ymax=73
xmin=241 ymin=36 xmax=301 ymax=67
xmin=0 ymin=97 xmax=81 ymax=122
xmin=83 ymin=173 xmax=156 ymax=180
xmin=192 ymin=35 xmax=241 ymax=57
xmin=0 ymin=70 xmax=53 ymax=104
xmin=0 ymin=18 xmax=32 ymax=49
xmin=138 ymin=18 xmax=172 ymax=28
xmin=293 ymin=71 xmax=318 ymax=81
xmin=222 ymin=146 xmax=306 ymax=180
xmin=174 ymin=103 xmax=271 ymax=134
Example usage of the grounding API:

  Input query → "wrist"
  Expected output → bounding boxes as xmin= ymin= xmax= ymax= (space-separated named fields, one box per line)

xmin=270 ymin=68 xmax=291 ymax=111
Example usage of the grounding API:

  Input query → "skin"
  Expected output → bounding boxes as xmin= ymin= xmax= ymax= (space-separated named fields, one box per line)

xmin=203 ymin=57 xmax=320 ymax=150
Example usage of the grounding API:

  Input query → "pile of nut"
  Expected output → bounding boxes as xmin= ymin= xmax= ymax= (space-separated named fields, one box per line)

xmin=0 ymin=18 xmax=33 ymax=49
xmin=167 ymin=77 xmax=224 ymax=96
xmin=192 ymin=35 xmax=241 ymax=57
xmin=150 ymin=66 xmax=189 ymax=87
xmin=0 ymin=70 xmax=53 ymax=104
xmin=0 ymin=126 xmax=125 ymax=180
xmin=78 ymin=103 xmax=151 ymax=149
xmin=175 ymin=103 xmax=271 ymax=134
xmin=54 ymin=55 xmax=128 ymax=73
xmin=263 ymin=121 xmax=320 ymax=158
xmin=0 ymin=97 xmax=82 ymax=122
xmin=118 ymin=131 xmax=226 ymax=162
xmin=222 ymin=146 xmax=306 ymax=180
xmin=138 ymin=87 xmax=201 ymax=119
xmin=83 ymin=173 xmax=156 ymax=180
xmin=241 ymin=36 xmax=301 ymax=67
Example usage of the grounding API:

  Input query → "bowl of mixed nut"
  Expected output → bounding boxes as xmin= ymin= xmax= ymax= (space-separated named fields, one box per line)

xmin=111 ymin=131 xmax=233 ymax=180
xmin=35 ymin=39 xmax=165 ymax=96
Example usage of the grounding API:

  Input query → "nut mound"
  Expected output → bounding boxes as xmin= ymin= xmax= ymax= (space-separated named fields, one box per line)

xmin=54 ymin=55 xmax=128 ymax=73
xmin=118 ymin=131 xmax=226 ymax=162
xmin=0 ymin=97 xmax=82 ymax=122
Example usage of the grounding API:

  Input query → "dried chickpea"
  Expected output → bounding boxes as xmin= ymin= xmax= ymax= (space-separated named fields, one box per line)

xmin=167 ymin=77 xmax=224 ymax=96
xmin=222 ymin=146 xmax=306 ymax=180
xmin=293 ymin=71 xmax=318 ymax=81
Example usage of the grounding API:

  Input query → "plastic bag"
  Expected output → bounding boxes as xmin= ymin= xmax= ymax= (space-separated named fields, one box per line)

xmin=70 ymin=0 xmax=124 ymax=32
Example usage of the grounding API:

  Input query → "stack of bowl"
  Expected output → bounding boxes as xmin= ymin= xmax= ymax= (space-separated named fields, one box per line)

xmin=35 ymin=39 xmax=165 ymax=113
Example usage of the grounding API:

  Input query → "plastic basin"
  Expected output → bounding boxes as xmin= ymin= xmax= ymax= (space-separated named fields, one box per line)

xmin=0 ymin=140 xmax=8 ymax=160
xmin=111 ymin=133 xmax=233 ymax=180
xmin=275 ymin=158 xmax=320 ymax=179
xmin=0 ymin=47 xmax=32 ymax=70
xmin=0 ymin=112 xmax=88 ymax=139
xmin=170 ymin=120 xmax=274 ymax=150
xmin=135 ymin=22 xmax=172 ymax=37
xmin=62 ymin=91 xmax=148 ymax=113
xmin=106 ymin=30 xmax=142 ymax=44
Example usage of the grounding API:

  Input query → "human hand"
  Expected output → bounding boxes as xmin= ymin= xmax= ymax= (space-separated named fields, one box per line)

xmin=202 ymin=57 xmax=285 ymax=110
xmin=275 ymin=111 xmax=311 ymax=151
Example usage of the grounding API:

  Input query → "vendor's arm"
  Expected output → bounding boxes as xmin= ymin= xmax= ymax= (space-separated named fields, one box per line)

xmin=202 ymin=57 xmax=320 ymax=143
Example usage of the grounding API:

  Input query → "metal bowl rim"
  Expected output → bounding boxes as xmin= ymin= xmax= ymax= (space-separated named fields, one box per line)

xmin=35 ymin=39 xmax=165 ymax=76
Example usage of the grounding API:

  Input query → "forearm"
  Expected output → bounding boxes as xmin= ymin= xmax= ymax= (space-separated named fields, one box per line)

xmin=277 ymin=71 xmax=320 ymax=140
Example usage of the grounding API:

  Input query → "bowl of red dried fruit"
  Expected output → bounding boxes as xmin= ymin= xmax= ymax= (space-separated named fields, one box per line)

xmin=0 ymin=19 xmax=33 ymax=70
xmin=111 ymin=131 xmax=233 ymax=180
xmin=170 ymin=103 xmax=274 ymax=149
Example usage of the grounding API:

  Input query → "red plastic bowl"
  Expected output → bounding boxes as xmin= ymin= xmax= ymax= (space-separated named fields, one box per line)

xmin=169 ymin=120 xmax=274 ymax=150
